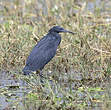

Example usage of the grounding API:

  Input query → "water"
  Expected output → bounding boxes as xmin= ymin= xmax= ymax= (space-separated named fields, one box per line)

xmin=0 ymin=70 xmax=111 ymax=110
xmin=0 ymin=71 xmax=29 ymax=110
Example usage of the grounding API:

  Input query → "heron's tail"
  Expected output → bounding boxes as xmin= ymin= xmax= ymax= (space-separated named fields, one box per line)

xmin=22 ymin=66 xmax=31 ymax=75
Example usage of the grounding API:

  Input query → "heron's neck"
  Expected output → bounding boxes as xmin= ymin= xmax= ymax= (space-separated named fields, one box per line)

xmin=49 ymin=31 xmax=60 ymax=37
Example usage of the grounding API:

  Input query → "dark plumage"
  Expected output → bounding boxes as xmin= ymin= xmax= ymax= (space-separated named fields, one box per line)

xmin=23 ymin=26 xmax=75 ymax=75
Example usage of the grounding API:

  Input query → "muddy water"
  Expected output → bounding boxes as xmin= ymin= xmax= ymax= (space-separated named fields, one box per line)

xmin=0 ymin=70 xmax=111 ymax=110
xmin=0 ymin=71 xmax=30 ymax=109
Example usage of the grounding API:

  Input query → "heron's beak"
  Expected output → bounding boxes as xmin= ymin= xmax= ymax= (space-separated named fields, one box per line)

xmin=61 ymin=29 xmax=76 ymax=34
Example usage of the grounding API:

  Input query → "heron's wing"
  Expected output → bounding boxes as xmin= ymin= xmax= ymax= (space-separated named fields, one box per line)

xmin=35 ymin=35 xmax=48 ymax=48
xmin=26 ymin=34 xmax=48 ymax=65
xmin=25 ymin=36 xmax=57 ymax=71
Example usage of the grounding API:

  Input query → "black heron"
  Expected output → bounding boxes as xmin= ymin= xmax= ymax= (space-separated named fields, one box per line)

xmin=23 ymin=26 xmax=75 ymax=75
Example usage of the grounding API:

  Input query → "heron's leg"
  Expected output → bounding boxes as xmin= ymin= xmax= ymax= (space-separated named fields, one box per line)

xmin=39 ymin=70 xmax=44 ymax=78
xmin=36 ymin=70 xmax=43 ymax=77
xmin=36 ymin=70 xmax=44 ymax=84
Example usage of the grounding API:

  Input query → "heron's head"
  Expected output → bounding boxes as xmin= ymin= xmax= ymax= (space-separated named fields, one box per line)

xmin=49 ymin=26 xmax=75 ymax=34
